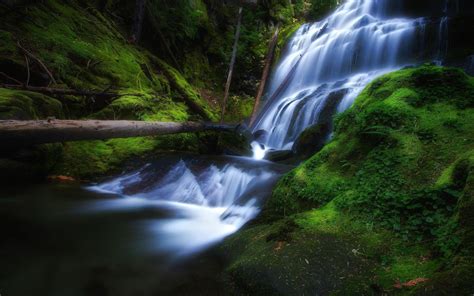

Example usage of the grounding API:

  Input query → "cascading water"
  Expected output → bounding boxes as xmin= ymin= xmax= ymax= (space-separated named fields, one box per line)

xmin=86 ymin=0 xmax=454 ymax=257
xmin=251 ymin=0 xmax=448 ymax=153
xmin=87 ymin=157 xmax=284 ymax=255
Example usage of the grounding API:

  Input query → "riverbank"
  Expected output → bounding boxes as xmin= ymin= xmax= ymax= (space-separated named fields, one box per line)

xmin=219 ymin=65 xmax=474 ymax=295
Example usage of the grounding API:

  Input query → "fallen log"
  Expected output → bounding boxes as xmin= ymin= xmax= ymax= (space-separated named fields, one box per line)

xmin=0 ymin=120 xmax=238 ymax=146
xmin=0 ymin=84 xmax=143 ymax=99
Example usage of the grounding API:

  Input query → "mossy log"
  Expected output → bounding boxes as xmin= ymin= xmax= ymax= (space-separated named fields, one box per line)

xmin=0 ymin=84 xmax=143 ymax=99
xmin=0 ymin=120 xmax=238 ymax=146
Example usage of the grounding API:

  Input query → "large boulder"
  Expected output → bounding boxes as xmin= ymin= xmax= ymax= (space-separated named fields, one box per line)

xmin=292 ymin=122 xmax=330 ymax=160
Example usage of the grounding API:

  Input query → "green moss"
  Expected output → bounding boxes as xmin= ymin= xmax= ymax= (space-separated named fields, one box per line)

xmin=0 ymin=88 xmax=63 ymax=119
xmin=272 ymin=66 xmax=474 ymax=242
xmin=55 ymin=132 xmax=202 ymax=179
xmin=55 ymin=137 xmax=155 ymax=178
xmin=223 ymin=65 xmax=474 ymax=294
xmin=150 ymin=57 xmax=218 ymax=121
xmin=223 ymin=201 xmax=439 ymax=294
xmin=223 ymin=95 xmax=254 ymax=123
xmin=0 ymin=0 xmax=225 ymax=178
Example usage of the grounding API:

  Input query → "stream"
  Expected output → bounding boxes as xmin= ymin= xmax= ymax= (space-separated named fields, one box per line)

xmin=0 ymin=0 xmax=456 ymax=295
xmin=0 ymin=155 xmax=290 ymax=295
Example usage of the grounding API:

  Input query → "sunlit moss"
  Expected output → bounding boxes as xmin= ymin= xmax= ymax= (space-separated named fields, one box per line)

xmin=0 ymin=88 xmax=63 ymax=119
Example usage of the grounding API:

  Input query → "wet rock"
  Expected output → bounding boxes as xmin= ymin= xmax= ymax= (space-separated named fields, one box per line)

xmin=252 ymin=129 xmax=268 ymax=142
xmin=291 ymin=89 xmax=347 ymax=160
xmin=292 ymin=123 xmax=331 ymax=160
xmin=264 ymin=150 xmax=293 ymax=162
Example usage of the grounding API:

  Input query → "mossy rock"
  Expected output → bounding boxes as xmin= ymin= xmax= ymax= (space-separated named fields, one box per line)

xmin=225 ymin=65 xmax=474 ymax=295
xmin=221 ymin=202 xmax=440 ymax=295
xmin=0 ymin=89 xmax=63 ymax=119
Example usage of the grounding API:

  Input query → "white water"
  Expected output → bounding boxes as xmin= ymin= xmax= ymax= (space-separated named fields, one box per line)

xmin=87 ymin=0 xmax=453 ymax=257
xmin=251 ymin=0 xmax=446 ymax=151
xmin=88 ymin=159 xmax=278 ymax=255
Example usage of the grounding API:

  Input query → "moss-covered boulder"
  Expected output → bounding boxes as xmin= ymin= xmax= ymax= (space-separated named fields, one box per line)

xmin=221 ymin=65 xmax=474 ymax=294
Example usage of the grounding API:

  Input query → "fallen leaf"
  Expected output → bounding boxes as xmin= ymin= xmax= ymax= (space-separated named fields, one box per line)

xmin=48 ymin=175 xmax=76 ymax=182
xmin=393 ymin=278 xmax=429 ymax=289
xmin=274 ymin=241 xmax=284 ymax=252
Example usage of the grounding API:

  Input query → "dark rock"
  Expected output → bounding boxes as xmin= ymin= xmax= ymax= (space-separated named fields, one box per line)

xmin=264 ymin=149 xmax=293 ymax=162
xmin=318 ymin=88 xmax=348 ymax=125
xmin=252 ymin=129 xmax=268 ymax=142
xmin=292 ymin=123 xmax=331 ymax=160
xmin=291 ymin=88 xmax=347 ymax=160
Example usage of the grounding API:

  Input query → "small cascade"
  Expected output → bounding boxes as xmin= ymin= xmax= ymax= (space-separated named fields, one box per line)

xmin=87 ymin=0 xmax=458 ymax=256
xmin=434 ymin=16 xmax=449 ymax=65
xmin=437 ymin=0 xmax=451 ymax=64
xmin=88 ymin=158 xmax=280 ymax=254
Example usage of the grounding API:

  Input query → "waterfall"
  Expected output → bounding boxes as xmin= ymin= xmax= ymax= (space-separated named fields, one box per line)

xmin=251 ymin=0 xmax=446 ymax=152
xmin=86 ymin=0 xmax=454 ymax=256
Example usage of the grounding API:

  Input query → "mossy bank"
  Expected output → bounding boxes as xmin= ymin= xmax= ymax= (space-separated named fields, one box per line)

xmin=0 ymin=0 xmax=316 ymax=181
xmin=219 ymin=65 xmax=474 ymax=295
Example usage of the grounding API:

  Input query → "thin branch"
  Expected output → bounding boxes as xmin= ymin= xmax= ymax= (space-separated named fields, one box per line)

xmin=250 ymin=25 xmax=279 ymax=126
xmin=16 ymin=41 xmax=57 ymax=85
xmin=0 ymin=72 xmax=22 ymax=85
xmin=24 ymin=54 xmax=30 ymax=86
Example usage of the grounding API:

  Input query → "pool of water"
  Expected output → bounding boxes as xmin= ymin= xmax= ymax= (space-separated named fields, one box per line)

xmin=0 ymin=154 xmax=291 ymax=296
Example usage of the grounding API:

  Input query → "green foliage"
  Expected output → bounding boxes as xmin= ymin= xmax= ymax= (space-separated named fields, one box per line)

xmin=306 ymin=0 xmax=341 ymax=21
xmin=0 ymin=89 xmax=63 ymax=119
xmin=0 ymin=0 xmax=220 ymax=178
xmin=222 ymin=201 xmax=440 ymax=294
xmin=271 ymin=65 xmax=474 ymax=260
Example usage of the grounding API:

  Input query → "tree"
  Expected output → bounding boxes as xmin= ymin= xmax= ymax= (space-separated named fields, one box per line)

xmin=130 ymin=0 xmax=147 ymax=43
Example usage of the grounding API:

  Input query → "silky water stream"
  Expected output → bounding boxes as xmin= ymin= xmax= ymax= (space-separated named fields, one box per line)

xmin=0 ymin=0 xmax=457 ymax=295
xmin=0 ymin=154 xmax=290 ymax=295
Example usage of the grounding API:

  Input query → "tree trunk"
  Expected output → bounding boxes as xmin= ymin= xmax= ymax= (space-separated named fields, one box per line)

xmin=220 ymin=7 xmax=243 ymax=123
xmin=252 ymin=46 xmax=308 ymax=125
xmin=249 ymin=26 xmax=279 ymax=127
xmin=130 ymin=0 xmax=147 ymax=43
xmin=0 ymin=120 xmax=237 ymax=147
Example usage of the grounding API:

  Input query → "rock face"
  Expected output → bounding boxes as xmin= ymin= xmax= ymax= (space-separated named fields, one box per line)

xmin=264 ymin=149 xmax=293 ymax=162
xmin=292 ymin=122 xmax=330 ymax=160
xmin=291 ymin=88 xmax=348 ymax=160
